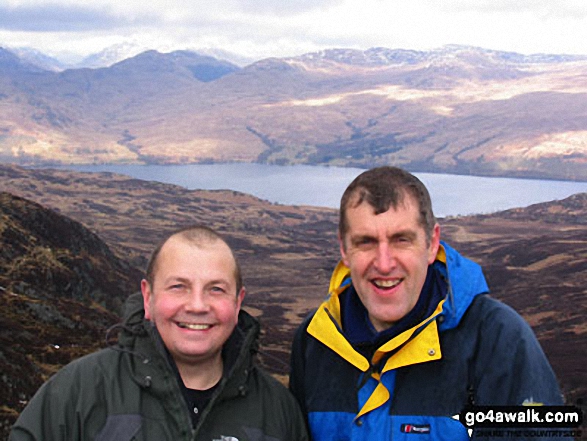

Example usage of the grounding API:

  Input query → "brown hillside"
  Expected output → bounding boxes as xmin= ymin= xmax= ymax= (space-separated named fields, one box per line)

xmin=0 ymin=164 xmax=584 ymax=437
xmin=0 ymin=192 xmax=142 ymax=437
xmin=0 ymin=163 xmax=340 ymax=373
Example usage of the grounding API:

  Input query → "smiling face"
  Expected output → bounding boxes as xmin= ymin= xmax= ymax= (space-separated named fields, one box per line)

xmin=141 ymin=235 xmax=245 ymax=370
xmin=339 ymin=194 xmax=440 ymax=332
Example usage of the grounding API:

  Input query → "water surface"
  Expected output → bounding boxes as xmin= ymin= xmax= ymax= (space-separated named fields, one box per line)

xmin=54 ymin=163 xmax=587 ymax=217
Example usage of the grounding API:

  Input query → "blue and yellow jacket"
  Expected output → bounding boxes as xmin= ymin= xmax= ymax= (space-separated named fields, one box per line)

xmin=290 ymin=242 xmax=564 ymax=440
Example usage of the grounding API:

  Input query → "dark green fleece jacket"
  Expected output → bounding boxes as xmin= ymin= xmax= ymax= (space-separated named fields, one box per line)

xmin=10 ymin=293 xmax=308 ymax=441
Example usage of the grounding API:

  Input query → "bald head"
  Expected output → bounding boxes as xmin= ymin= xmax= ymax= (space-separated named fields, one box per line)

xmin=145 ymin=226 xmax=243 ymax=295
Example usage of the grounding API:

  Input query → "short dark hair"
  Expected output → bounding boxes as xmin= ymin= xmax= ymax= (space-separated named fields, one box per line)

xmin=339 ymin=166 xmax=437 ymax=243
xmin=145 ymin=225 xmax=243 ymax=294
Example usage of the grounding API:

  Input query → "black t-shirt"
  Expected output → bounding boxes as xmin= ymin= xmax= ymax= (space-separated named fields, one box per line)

xmin=162 ymin=346 xmax=221 ymax=428
xmin=182 ymin=383 xmax=219 ymax=428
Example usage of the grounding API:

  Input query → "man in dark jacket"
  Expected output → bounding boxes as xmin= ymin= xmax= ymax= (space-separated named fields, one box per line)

xmin=290 ymin=166 xmax=568 ymax=440
xmin=11 ymin=225 xmax=308 ymax=441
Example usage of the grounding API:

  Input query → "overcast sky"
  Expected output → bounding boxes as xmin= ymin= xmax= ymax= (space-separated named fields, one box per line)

xmin=1 ymin=0 xmax=587 ymax=63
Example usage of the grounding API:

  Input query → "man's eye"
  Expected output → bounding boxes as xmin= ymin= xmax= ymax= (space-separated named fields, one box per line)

xmin=395 ymin=235 xmax=413 ymax=245
xmin=210 ymin=286 xmax=226 ymax=293
xmin=169 ymin=284 xmax=184 ymax=290
xmin=355 ymin=238 xmax=375 ymax=247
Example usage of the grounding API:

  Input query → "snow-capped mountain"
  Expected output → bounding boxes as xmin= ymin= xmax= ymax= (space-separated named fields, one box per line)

xmin=7 ymin=47 xmax=67 ymax=72
xmin=74 ymin=42 xmax=152 ymax=69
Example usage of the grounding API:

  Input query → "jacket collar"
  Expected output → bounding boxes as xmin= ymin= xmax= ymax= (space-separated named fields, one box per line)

xmin=307 ymin=284 xmax=445 ymax=419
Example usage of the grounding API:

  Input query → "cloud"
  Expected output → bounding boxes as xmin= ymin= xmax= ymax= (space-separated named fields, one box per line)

xmin=233 ymin=0 xmax=343 ymax=16
xmin=420 ymin=0 xmax=580 ymax=14
xmin=0 ymin=3 xmax=157 ymax=32
xmin=0 ymin=0 xmax=585 ymax=61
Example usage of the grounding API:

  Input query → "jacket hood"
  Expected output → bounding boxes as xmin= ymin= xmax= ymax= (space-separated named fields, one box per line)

xmin=104 ymin=291 xmax=149 ymax=358
xmin=435 ymin=241 xmax=489 ymax=331
xmin=123 ymin=291 xmax=148 ymax=327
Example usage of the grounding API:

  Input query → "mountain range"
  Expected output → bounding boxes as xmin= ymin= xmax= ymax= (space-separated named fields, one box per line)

xmin=1 ymin=45 xmax=586 ymax=180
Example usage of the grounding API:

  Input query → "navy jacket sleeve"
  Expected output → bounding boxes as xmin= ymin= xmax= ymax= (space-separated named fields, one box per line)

xmin=469 ymin=296 xmax=564 ymax=407
xmin=289 ymin=312 xmax=312 ymax=418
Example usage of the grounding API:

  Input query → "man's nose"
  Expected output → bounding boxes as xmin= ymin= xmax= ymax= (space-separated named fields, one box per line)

xmin=374 ymin=242 xmax=396 ymax=273
xmin=185 ymin=288 xmax=210 ymax=312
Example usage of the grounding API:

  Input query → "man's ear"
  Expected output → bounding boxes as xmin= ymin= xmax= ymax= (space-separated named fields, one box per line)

xmin=141 ymin=279 xmax=152 ymax=320
xmin=338 ymin=231 xmax=349 ymax=267
xmin=428 ymin=223 xmax=441 ymax=264
xmin=234 ymin=287 xmax=246 ymax=322
xmin=236 ymin=287 xmax=246 ymax=309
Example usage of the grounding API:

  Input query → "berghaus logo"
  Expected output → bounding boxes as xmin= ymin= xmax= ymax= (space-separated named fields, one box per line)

xmin=401 ymin=423 xmax=431 ymax=434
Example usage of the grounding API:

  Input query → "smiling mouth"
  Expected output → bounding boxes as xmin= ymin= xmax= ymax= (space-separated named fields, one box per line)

xmin=372 ymin=279 xmax=402 ymax=289
xmin=177 ymin=323 xmax=212 ymax=330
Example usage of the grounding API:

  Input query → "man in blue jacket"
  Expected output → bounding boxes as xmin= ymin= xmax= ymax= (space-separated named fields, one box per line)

xmin=290 ymin=166 xmax=567 ymax=440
